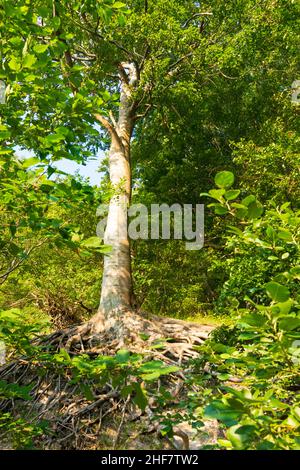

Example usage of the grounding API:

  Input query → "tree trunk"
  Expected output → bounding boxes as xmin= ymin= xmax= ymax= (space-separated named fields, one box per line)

xmin=92 ymin=63 xmax=137 ymax=330
xmin=99 ymin=135 xmax=132 ymax=317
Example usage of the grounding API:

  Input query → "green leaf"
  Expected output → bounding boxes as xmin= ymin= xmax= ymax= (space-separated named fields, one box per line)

xmin=8 ymin=56 xmax=21 ymax=72
xmin=138 ymin=360 xmax=180 ymax=381
xmin=22 ymin=157 xmax=40 ymax=168
xmin=277 ymin=230 xmax=293 ymax=242
xmin=50 ymin=16 xmax=61 ymax=30
xmin=81 ymin=236 xmax=102 ymax=248
xmin=98 ymin=244 xmax=112 ymax=254
xmin=208 ymin=189 xmax=226 ymax=201
xmin=231 ymin=203 xmax=247 ymax=209
xmin=54 ymin=349 xmax=71 ymax=364
xmin=79 ymin=383 xmax=94 ymax=401
xmin=292 ymin=407 xmax=300 ymax=421
xmin=214 ymin=171 xmax=235 ymax=189
xmin=132 ymin=383 xmax=148 ymax=411
xmin=118 ymin=15 xmax=126 ymax=26
xmin=22 ymin=54 xmax=37 ymax=68
xmin=116 ymin=349 xmax=130 ymax=363
xmin=44 ymin=133 xmax=65 ymax=145
xmin=290 ymin=266 xmax=300 ymax=280
xmin=112 ymin=2 xmax=126 ymax=8
xmin=238 ymin=332 xmax=260 ymax=341
xmin=208 ymin=203 xmax=228 ymax=215
xmin=33 ymin=44 xmax=49 ymax=54
xmin=226 ymin=424 xmax=257 ymax=450
xmin=247 ymin=201 xmax=263 ymax=219
xmin=0 ymin=380 xmax=32 ymax=401
xmin=242 ymin=195 xmax=256 ymax=206
xmin=120 ymin=384 xmax=133 ymax=398
xmin=204 ymin=401 xmax=242 ymax=426
xmin=214 ymin=204 xmax=228 ymax=215
xmin=224 ymin=189 xmax=240 ymax=200
xmin=227 ymin=225 xmax=244 ymax=236
xmin=139 ymin=333 xmax=150 ymax=341
xmin=8 ymin=242 xmax=22 ymax=256
xmin=278 ymin=317 xmax=300 ymax=332
xmin=271 ymin=299 xmax=293 ymax=316
xmin=285 ymin=414 xmax=300 ymax=428
xmin=239 ymin=312 xmax=266 ymax=327
xmin=265 ymin=282 xmax=290 ymax=302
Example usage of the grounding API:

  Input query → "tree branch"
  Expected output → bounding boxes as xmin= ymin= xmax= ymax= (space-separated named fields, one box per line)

xmin=94 ymin=114 xmax=114 ymax=133
xmin=94 ymin=114 xmax=124 ymax=150
xmin=0 ymin=241 xmax=46 ymax=285
xmin=139 ymin=44 xmax=151 ymax=71
xmin=134 ymin=103 xmax=152 ymax=121
xmin=118 ymin=63 xmax=130 ymax=85
xmin=167 ymin=52 xmax=193 ymax=75
xmin=77 ymin=14 xmax=138 ymax=60
xmin=53 ymin=0 xmax=76 ymax=93
xmin=181 ymin=12 xmax=213 ymax=29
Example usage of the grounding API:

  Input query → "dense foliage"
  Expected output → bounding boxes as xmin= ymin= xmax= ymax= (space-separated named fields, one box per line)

xmin=0 ymin=0 xmax=299 ymax=451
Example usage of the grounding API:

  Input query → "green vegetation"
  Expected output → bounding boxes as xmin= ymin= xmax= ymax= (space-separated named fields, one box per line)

xmin=0 ymin=0 xmax=299 ymax=451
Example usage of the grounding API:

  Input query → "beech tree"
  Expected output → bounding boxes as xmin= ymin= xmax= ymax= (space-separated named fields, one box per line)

xmin=2 ymin=0 xmax=297 ymax=336
xmin=1 ymin=1 xmax=299 ymax=451
xmin=1 ymin=0 xmax=211 ymax=332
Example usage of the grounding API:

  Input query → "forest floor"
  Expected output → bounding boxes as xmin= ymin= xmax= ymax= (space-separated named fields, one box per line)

xmin=0 ymin=313 xmax=223 ymax=450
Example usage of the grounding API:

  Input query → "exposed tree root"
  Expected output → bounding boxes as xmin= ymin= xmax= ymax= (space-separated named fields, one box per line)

xmin=0 ymin=309 xmax=215 ymax=449
xmin=38 ymin=308 xmax=213 ymax=363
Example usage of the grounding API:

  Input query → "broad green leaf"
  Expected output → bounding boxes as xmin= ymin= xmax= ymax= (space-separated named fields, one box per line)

xmin=214 ymin=171 xmax=235 ymax=189
xmin=138 ymin=360 xmax=180 ymax=381
xmin=79 ymin=383 xmax=94 ymax=401
xmin=214 ymin=204 xmax=228 ymax=215
xmin=208 ymin=188 xmax=226 ymax=201
xmin=290 ymin=266 xmax=300 ymax=280
xmin=98 ymin=245 xmax=112 ymax=254
xmin=118 ymin=14 xmax=126 ymax=26
xmin=120 ymin=384 xmax=133 ymax=398
xmin=8 ymin=56 xmax=21 ymax=71
xmin=247 ymin=201 xmax=263 ymax=219
xmin=238 ymin=312 xmax=266 ymax=327
xmin=0 ymin=380 xmax=32 ymax=401
xmin=227 ymin=225 xmax=244 ymax=236
xmin=22 ymin=54 xmax=37 ymax=68
xmin=81 ymin=236 xmax=102 ymax=248
xmin=22 ymin=157 xmax=40 ymax=168
xmin=285 ymin=415 xmax=300 ymax=428
xmin=208 ymin=203 xmax=228 ymax=215
xmin=277 ymin=230 xmax=293 ymax=242
xmin=132 ymin=383 xmax=148 ymax=411
xmin=33 ymin=44 xmax=49 ymax=54
xmin=8 ymin=242 xmax=22 ymax=255
xmin=44 ymin=133 xmax=65 ymax=145
xmin=278 ymin=317 xmax=300 ymax=332
xmin=139 ymin=333 xmax=150 ymax=341
xmin=242 ymin=195 xmax=256 ymax=206
xmin=9 ymin=222 xmax=17 ymax=237
xmin=112 ymin=2 xmax=126 ymax=8
xmin=265 ymin=282 xmax=290 ymax=302
xmin=226 ymin=424 xmax=257 ymax=450
xmin=271 ymin=299 xmax=293 ymax=316
xmin=204 ymin=401 xmax=242 ymax=426
xmin=224 ymin=189 xmax=240 ymax=200
xmin=116 ymin=349 xmax=130 ymax=363
xmin=231 ymin=203 xmax=248 ymax=209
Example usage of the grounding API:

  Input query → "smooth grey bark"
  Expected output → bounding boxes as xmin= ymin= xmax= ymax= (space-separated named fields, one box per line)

xmin=93 ymin=63 xmax=137 ymax=327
